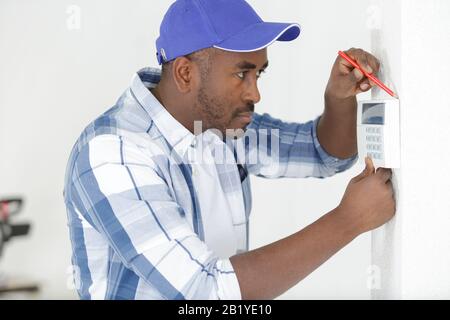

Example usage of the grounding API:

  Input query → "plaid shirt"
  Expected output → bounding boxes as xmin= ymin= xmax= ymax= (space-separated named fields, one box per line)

xmin=63 ymin=68 xmax=356 ymax=300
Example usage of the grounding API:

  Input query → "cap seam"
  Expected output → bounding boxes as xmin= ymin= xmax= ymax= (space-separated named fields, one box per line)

xmin=193 ymin=0 xmax=220 ymax=43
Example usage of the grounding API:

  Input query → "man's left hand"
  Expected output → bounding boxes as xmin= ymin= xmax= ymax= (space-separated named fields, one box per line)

xmin=325 ymin=48 xmax=381 ymax=100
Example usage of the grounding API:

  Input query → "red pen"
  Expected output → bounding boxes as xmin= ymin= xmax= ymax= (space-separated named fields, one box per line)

xmin=338 ymin=50 xmax=398 ymax=99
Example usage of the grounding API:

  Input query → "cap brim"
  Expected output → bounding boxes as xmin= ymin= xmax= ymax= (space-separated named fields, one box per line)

xmin=213 ymin=22 xmax=301 ymax=52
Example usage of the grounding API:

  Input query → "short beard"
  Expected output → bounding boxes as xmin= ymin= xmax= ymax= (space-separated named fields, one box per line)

xmin=196 ymin=84 xmax=229 ymax=134
xmin=192 ymin=50 xmax=231 ymax=135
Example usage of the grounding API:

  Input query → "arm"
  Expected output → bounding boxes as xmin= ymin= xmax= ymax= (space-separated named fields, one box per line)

xmin=241 ymin=113 xmax=357 ymax=179
xmin=67 ymin=135 xmax=241 ymax=300
xmin=231 ymin=158 xmax=395 ymax=300
xmin=317 ymin=95 xmax=357 ymax=159
xmin=231 ymin=206 xmax=358 ymax=300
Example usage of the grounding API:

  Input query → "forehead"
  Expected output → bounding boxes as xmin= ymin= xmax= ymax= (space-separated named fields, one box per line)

xmin=212 ymin=48 xmax=268 ymax=68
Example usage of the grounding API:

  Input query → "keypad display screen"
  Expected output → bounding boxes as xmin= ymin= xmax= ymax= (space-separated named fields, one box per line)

xmin=362 ymin=103 xmax=385 ymax=125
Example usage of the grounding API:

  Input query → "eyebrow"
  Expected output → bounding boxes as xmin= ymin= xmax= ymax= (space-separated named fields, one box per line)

xmin=236 ymin=60 xmax=269 ymax=71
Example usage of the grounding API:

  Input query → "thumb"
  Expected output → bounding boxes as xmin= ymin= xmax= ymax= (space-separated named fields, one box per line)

xmin=352 ymin=156 xmax=375 ymax=183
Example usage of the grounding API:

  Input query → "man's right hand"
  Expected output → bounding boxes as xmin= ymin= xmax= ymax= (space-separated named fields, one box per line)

xmin=337 ymin=157 xmax=396 ymax=235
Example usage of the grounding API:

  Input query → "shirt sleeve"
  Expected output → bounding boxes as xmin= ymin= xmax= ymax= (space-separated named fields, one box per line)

xmin=67 ymin=134 xmax=242 ymax=300
xmin=240 ymin=113 xmax=357 ymax=179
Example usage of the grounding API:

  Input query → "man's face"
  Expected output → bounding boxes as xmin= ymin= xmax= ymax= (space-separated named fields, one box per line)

xmin=193 ymin=48 xmax=268 ymax=136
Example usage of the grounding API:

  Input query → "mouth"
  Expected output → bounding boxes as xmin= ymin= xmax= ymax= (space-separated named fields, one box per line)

xmin=235 ymin=112 xmax=253 ymax=123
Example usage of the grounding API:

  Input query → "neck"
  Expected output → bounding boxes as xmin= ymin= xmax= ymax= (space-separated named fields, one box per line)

xmin=150 ymin=82 xmax=200 ymax=134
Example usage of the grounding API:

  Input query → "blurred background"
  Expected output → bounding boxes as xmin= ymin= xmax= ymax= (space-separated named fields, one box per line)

xmin=0 ymin=0 xmax=374 ymax=299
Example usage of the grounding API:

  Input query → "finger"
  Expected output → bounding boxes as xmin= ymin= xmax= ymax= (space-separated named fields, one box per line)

xmin=365 ymin=156 xmax=375 ymax=175
xmin=375 ymin=168 xmax=392 ymax=183
xmin=352 ymin=68 xmax=364 ymax=82
xmin=366 ymin=54 xmax=381 ymax=75
xmin=355 ymin=78 xmax=376 ymax=95
xmin=359 ymin=79 xmax=372 ymax=92
xmin=338 ymin=48 xmax=358 ymax=72
xmin=368 ymin=78 xmax=377 ymax=87
xmin=339 ymin=48 xmax=365 ymax=74
xmin=352 ymin=156 xmax=375 ymax=183
xmin=346 ymin=48 xmax=373 ymax=75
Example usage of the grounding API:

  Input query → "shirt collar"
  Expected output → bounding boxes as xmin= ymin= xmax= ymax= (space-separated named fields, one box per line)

xmin=130 ymin=67 xmax=196 ymax=159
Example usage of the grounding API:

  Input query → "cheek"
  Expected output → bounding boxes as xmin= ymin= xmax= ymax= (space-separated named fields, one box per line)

xmin=224 ymin=90 xmax=242 ymax=114
xmin=216 ymin=92 xmax=239 ymax=119
xmin=206 ymin=80 xmax=242 ymax=121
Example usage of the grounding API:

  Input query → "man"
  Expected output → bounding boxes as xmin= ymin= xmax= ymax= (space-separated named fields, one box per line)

xmin=64 ymin=0 xmax=395 ymax=300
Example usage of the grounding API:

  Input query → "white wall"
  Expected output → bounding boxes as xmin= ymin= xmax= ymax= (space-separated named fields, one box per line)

xmin=0 ymin=0 xmax=373 ymax=299
xmin=368 ymin=0 xmax=403 ymax=299
xmin=370 ymin=0 xmax=450 ymax=299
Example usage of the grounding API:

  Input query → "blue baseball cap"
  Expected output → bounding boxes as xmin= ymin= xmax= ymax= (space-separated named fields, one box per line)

xmin=156 ymin=0 xmax=301 ymax=65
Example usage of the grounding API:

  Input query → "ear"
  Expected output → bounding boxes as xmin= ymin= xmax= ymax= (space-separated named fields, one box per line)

xmin=171 ymin=56 xmax=196 ymax=93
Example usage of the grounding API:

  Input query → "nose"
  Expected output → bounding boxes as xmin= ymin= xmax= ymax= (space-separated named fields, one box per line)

xmin=243 ymin=78 xmax=261 ymax=105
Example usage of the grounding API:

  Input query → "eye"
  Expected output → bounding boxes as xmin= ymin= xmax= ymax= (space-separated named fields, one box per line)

xmin=236 ymin=70 xmax=266 ymax=80
xmin=236 ymin=71 xmax=247 ymax=80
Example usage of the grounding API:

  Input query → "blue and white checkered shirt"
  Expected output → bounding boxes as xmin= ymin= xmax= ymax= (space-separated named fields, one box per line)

xmin=63 ymin=68 xmax=356 ymax=300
